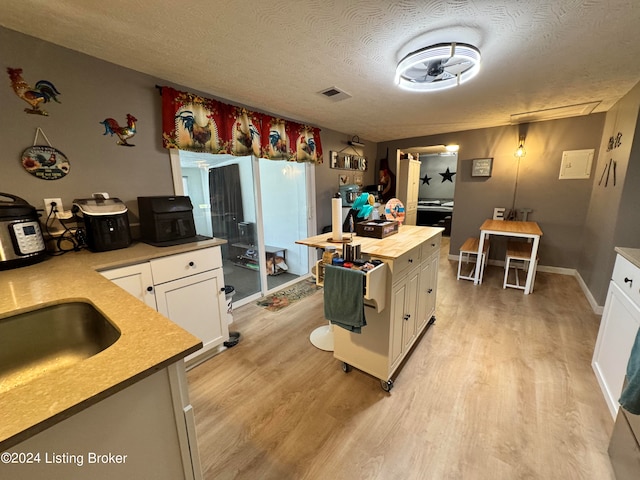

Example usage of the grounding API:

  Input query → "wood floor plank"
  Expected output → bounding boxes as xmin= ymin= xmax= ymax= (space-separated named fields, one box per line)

xmin=187 ymin=239 xmax=616 ymax=479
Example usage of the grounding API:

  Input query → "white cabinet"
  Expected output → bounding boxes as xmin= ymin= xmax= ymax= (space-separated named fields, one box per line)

xmin=100 ymin=246 xmax=228 ymax=368
xmin=100 ymin=262 xmax=156 ymax=309
xmin=389 ymin=265 xmax=420 ymax=371
xmin=154 ymin=269 xmax=227 ymax=364
xmin=417 ymin=248 xmax=439 ymax=332
xmin=592 ymin=253 xmax=640 ymax=419
xmin=396 ymin=154 xmax=421 ymax=226
xmin=333 ymin=232 xmax=441 ymax=390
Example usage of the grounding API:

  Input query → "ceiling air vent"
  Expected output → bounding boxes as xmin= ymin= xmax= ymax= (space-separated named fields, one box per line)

xmin=318 ymin=86 xmax=352 ymax=102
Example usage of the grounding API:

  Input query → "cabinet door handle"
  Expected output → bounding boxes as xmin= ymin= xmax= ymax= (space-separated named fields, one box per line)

xmin=188 ymin=261 xmax=195 ymax=267
xmin=428 ymin=288 xmax=433 ymax=294
xmin=408 ymin=258 xmax=413 ymax=263
xmin=146 ymin=286 xmax=153 ymax=292
xmin=403 ymin=314 xmax=411 ymax=321
xmin=625 ymin=277 xmax=633 ymax=286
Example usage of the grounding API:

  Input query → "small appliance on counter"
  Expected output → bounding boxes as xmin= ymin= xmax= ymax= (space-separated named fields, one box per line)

xmin=138 ymin=196 xmax=207 ymax=246
xmin=73 ymin=197 xmax=132 ymax=252
xmin=0 ymin=192 xmax=47 ymax=270
xmin=339 ymin=184 xmax=362 ymax=207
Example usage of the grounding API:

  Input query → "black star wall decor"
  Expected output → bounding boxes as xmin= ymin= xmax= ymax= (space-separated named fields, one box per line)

xmin=439 ymin=167 xmax=456 ymax=183
xmin=421 ymin=173 xmax=432 ymax=185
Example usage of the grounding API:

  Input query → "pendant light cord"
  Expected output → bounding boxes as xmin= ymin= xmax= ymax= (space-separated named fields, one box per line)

xmin=511 ymin=157 xmax=521 ymax=215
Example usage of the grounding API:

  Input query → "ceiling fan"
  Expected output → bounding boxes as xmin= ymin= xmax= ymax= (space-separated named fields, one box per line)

xmin=395 ymin=42 xmax=481 ymax=91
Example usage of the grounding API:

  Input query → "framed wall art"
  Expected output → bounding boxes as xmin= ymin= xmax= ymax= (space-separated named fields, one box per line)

xmin=471 ymin=158 xmax=493 ymax=177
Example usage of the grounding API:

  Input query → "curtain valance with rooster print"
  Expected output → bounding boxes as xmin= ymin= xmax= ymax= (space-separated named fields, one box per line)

xmin=161 ymin=86 xmax=323 ymax=163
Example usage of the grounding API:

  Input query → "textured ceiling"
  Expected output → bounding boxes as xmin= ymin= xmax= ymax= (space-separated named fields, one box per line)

xmin=2 ymin=0 xmax=640 ymax=142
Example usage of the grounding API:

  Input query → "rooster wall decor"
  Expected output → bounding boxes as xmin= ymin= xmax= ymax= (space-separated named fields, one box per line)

xmin=7 ymin=67 xmax=61 ymax=116
xmin=176 ymin=110 xmax=213 ymax=148
xmin=100 ymin=114 xmax=137 ymax=147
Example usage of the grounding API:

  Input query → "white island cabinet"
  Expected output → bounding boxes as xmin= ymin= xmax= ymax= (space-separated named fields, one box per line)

xmin=592 ymin=249 xmax=640 ymax=419
xmin=297 ymin=225 xmax=442 ymax=391
xmin=100 ymin=246 xmax=228 ymax=367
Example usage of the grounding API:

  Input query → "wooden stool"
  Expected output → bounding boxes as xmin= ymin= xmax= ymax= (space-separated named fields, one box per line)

xmin=457 ymin=237 xmax=489 ymax=283
xmin=503 ymin=240 xmax=538 ymax=291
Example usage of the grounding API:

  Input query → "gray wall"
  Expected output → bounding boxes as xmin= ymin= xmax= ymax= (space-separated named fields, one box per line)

xmin=377 ymin=115 xmax=606 ymax=269
xmin=581 ymin=82 xmax=640 ymax=304
xmin=313 ymin=128 xmax=377 ymax=232
xmin=6 ymin=26 xmax=640 ymax=307
xmin=1 ymin=28 xmax=174 ymax=221
xmin=0 ymin=27 xmax=372 ymax=237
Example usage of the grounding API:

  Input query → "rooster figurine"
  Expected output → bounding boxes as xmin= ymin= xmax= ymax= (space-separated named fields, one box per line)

xmin=100 ymin=114 xmax=137 ymax=147
xmin=7 ymin=67 xmax=61 ymax=115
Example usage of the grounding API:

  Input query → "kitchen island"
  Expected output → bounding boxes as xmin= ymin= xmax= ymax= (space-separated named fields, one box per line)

xmin=0 ymin=238 xmax=225 ymax=478
xmin=297 ymin=225 xmax=443 ymax=391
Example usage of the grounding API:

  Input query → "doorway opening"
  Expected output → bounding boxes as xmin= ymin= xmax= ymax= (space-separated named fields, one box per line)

xmin=171 ymin=150 xmax=314 ymax=307
xmin=407 ymin=146 xmax=458 ymax=236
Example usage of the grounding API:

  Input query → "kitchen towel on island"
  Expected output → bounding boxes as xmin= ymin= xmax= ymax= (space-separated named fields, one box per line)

xmin=323 ymin=265 xmax=366 ymax=333
xmin=620 ymin=327 xmax=640 ymax=414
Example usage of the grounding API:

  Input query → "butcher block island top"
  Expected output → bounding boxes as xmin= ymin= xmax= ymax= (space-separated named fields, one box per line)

xmin=0 ymin=238 xmax=225 ymax=450
xmin=296 ymin=224 xmax=444 ymax=259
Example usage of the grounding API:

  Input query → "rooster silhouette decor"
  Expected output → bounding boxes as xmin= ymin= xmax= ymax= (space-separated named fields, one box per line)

xmin=100 ymin=114 xmax=137 ymax=147
xmin=7 ymin=67 xmax=61 ymax=115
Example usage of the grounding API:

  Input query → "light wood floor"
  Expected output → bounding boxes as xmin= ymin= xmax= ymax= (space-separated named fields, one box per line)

xmin=187 ymin=238 xmax=616 ymax=479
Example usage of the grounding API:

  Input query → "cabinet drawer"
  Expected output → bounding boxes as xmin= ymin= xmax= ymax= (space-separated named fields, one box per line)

xmin=421 ymin=233 xmax=442 ymax=259
xmin=390 ymin=245 xmax=421 ymax=278
xmin=612 ymin=255 xmax=640 ymax=307
xmin=150 ymin=247 xmax=222 ymax=284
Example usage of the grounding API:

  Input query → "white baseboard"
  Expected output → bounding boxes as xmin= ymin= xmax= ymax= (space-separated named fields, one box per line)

xmin=447 ymin=254 xmax=604 ymax=314
xmin=575 ymin=270 xmax=604 ymax=315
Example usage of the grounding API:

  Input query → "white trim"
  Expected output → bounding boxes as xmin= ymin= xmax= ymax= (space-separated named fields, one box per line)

xmin=575 ymin=270 xmax=604 ymax=315
xmin=169 ymin=149 xmax=184 ymax=195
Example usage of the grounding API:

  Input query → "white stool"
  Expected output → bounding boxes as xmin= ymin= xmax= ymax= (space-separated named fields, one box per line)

xmin=503 ymin=241 xmax=538 ymax=291
xmin=457 ymin=237 xmax=490 ymax=283
xmin=309 ymin=323 xmax=334 ymax=351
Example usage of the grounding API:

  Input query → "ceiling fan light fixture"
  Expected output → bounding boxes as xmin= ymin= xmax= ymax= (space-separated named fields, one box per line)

xmin=395 ymin=42 xmax=481 ymax=92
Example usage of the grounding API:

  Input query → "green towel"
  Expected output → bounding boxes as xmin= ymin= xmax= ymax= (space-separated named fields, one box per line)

xmin=620 ymin=327 xmax=640 ymax=414
xmin=323 ymin=265 xmax=366 ymax=333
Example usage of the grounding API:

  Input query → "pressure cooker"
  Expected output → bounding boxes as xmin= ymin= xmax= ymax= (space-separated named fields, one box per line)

xmin=0 ymin=193 xmax=47 ymax=270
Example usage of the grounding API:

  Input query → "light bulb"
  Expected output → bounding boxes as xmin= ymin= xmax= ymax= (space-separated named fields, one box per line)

xmin=514 ymin=143 xmax=526 ymax=158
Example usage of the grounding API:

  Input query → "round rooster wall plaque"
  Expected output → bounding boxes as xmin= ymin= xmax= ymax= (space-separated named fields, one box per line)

xmin=21 ymin=145 xmax=70 ymax=180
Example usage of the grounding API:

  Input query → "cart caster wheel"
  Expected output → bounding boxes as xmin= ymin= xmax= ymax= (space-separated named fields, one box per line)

xmin=381 ymin=379 xmax=394 ymax=392
xmin=342 ymin=362 xmax=351 ymax=373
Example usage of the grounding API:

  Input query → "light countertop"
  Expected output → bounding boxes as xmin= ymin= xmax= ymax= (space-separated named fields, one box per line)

xmin=296 ymin=224 xmax=444 ymax=259
xmin=0 ymin=238 xmax=225 ymax=450
xmin=616 ymin=247 xmax=640 ymax=269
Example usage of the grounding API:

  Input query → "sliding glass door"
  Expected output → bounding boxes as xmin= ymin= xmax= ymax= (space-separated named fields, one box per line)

xmin=173 ymin=150 xmax=313 ymax=306
xmin=257 ymin=158 xmax=310 ymax=292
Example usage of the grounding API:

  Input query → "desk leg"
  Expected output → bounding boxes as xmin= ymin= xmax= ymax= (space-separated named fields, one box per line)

xmin=524 ymin=235 xmax=540 ymax=294
xmin=474 ymin=232 xmax=487 ymax=286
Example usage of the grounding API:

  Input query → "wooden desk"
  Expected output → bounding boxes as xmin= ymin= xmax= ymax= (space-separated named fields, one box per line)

xmin=475 ymin=219 xmax=543 ymax=294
